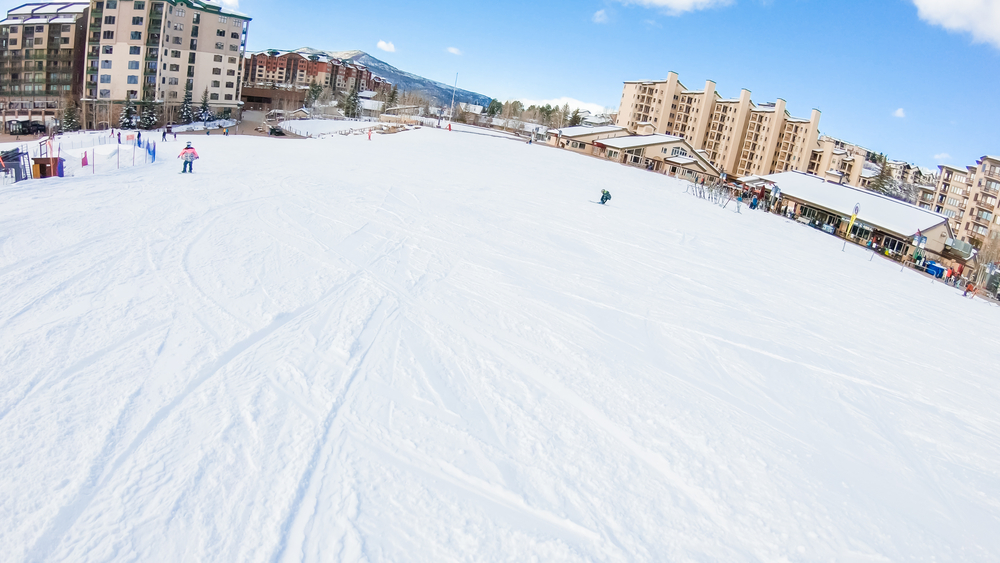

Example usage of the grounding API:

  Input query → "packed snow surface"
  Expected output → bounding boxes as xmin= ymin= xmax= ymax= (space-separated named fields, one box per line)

xmin=1 ymin=129 xmax=998 ymax=562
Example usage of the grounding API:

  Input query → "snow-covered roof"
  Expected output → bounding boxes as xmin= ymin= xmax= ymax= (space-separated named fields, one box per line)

xmin=861 ymin=169 xmax=878 ymax=179
xmin=665 ymin=156 xmax=697 ymax=165
xmin=553 ymin=125 xmax=625 ymax=138
xmin=761 ymin=171 xmax=951 ymax=238
xmin=358 ymin=90 xmax=378 ymax=99
xmin=599 ymin=134 xmax=682 ymax=150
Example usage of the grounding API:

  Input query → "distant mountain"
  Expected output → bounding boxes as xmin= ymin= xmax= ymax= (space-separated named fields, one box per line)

xmin=293 ymin=47 xmax=492 ymax=108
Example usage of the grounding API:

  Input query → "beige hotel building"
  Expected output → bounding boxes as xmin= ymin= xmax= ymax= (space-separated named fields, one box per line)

xmin=616 ymin=72 xmax=821 ymax=179
xmin=80 ymin=0 xmax=250 ymax=128
xmin=916 ymin=156 xmax=1000 ymax=249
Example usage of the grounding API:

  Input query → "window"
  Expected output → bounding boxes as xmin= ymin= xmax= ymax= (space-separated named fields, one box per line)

xmin=172 ymin=37 xmax=181 ymax=44
xmin=228 ymin=56 xmax=236 ymax=64
xmin=190 ymin=25 xmax=196 ymax=36
xmin=170 ymin=50 xmax=180 ymax=58
xmin=230 ymin=32 xmax=239 ymax=39
xmin=169 ymin=64 xmax=179 ymax=71
xmin=209 ymin=93 xmax=219 ymax=100
xmin=233 ymin=19 xmax=241 ymax=26
xmin=173 ymin=23 xmax=184 ymax=30
xmin=973 ymin=225 xmax=989 ymax=236
xmin=218 ymin=16 xmax=228 ymax=23
xmin=946 ymin=198 xmax=961 ymax=207
xmin=100 ymin=46 xmax=113 ymax=56
xmin=104 ymin=16 xmax=116 ymax=24
xmin=941 ymin=209 xmax=957 ymax=218
xmin=103 ymin=30 xmax=114 ymax=39
xmin=188 ymin=52 xmax=196 ymax=63
xmin=212 ymin=67 xmax=221 ymax=75
xmin=8 ymin=38 xmax=15 ymax=45
xmin=215 ymin=42 xmax=223 ymax=49
xmin=229 ymin=44 xmax=238 ymax=51
xmin=134 ymin=1 xmax=145 ymax=8
xmin=100 ymin=60 xmax=112 ymax=68
xmin=671 ymin=147 xmax=688 ymax=157
xmin=224 ymin=94 xmax=233 ymax=100
xmin=169 ymin=91 xmax=178 ymax=98
xmin=213 ymin=54 xmax=222 ymax=62
xmin=99 ymin=89 xmax=111 ymax=98
xmin=61 ymin=24 xmax=71 ymax=33
xmin=216 ymin=29 xmax=225 ymax=36
xmin=61 ymin=37 xmax=69 ymax=44
xmin=127 ymin=75 xmax=138 ymax=84
xmin=100 ymin=74 xmax=111 ymax=83
xmin=176 ymin=8 xmax=185 ymax=16
xmin=130 ymin=31 xmax=141 ymax=40
xmin=8 ymin=26 xmax=17 ymax=33
xmin=106 ymin=0 xmax=117 ymax=7
xmin=211 ymin=80 xmax=220 ymax=87
xmin=226 ymin=69 xmax=235 ymax=76
xmin=167 ymin=77 xmax=178 ymax=85
xmin=225 ymin=81 xmax=233 ymax=88
xmin=190 ymin=39 xmax=197 ymax=49
xmin=607 ymin=149 xmax=619 ymax=159
xmin=127 ymin=60 xmax=139 ymax=69
xmin=192 ymin=13 xmax=200 ymax=24
xmin=132 ymin=17 xmax=143 ymax=25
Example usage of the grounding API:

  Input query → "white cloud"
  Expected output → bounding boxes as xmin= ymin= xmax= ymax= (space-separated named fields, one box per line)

xmin=376 ymin=40 xmax=396 ymax=53
xmin=519 ymin=97 xmax=610 ymax=116
xmin=893 ymin=108 xmax=906 ymax=118
xmin=934 ymin=153 xmax=952 ymax=160
xmin=447 ymin=47 xmax=462 ymax=55
xmin=592 ymin=9 xmax=609 ymax=23
xmin=912 ymin=0 xmax=1000 ymax=49
xmin=613 ymin=0 xmax=732 ymax=16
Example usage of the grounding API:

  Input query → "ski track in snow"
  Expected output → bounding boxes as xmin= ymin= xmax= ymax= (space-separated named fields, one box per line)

xmin=1 ymin=128 xmax=999 ymax=562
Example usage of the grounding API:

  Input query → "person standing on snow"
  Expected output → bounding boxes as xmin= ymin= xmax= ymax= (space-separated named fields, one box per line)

xmin=600 ymin=189 xmax=612 ymax=205
xmin=178 ymin=142 xmax=199 ymax=173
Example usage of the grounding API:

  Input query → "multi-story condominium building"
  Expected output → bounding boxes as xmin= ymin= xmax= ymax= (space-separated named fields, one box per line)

xmin=807 ymin=136 xmax=863 ymax=186
xmin=616 ymin=73 xmax=820 ymax=178
xmin=0 ymin=2 xmax=89 ymax=134
xmin=244 ymin=49 xmax=390 ymax=94
xmin=817 ymin=135 xmax=876 ymax=163
xmin=733 ymin=100 xmax=821 ymax=177
xmin=930 ymin=164 xmax=978 ymax=241
xmin=80 ymin=0 xmax=250 ymax=129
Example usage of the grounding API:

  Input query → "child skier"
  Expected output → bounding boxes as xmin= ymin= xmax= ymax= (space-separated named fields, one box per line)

xmin=600 ymin=189 xmax=612 ymax=204
xmin=178 ymin=142 xmax=199 ymax=173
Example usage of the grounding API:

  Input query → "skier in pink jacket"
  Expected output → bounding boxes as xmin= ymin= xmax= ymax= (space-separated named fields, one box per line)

xmin=178 ymin=142 xmax=199 ymax=173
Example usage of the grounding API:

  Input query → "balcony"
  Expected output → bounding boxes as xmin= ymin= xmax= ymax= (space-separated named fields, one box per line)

xmin=979 ymin=201 xmax=995 ymax=212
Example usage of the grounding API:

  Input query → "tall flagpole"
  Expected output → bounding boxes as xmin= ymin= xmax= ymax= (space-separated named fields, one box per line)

xmin=449 ymin=73 xmax=458 ymax=123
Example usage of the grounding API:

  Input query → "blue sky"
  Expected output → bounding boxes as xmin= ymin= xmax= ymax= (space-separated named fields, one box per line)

xmin=5 ymin=0 xmax=997 ymax=168
xmin=232 ymin=0 xmax=995 ymax=169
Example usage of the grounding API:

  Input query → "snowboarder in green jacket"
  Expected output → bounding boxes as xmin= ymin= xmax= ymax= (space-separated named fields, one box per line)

xmin=600 ymin=189 xmax=612 ymax=204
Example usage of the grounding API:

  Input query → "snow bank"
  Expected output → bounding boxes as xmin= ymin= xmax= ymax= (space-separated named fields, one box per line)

xmin=1 ymin=129 xmax=998 ymax=562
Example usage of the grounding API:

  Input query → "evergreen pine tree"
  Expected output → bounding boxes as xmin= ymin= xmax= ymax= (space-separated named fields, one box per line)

xmin=343 ymin=84 xmax=360 ymax=118
xmin=486 ymin=99 xmax=502 ymax=118
xmin=306 ymin=81 xmax=323 ymax=108
xmin=179 ymin=88 xmax=195 ymax=124
xmin=386 ymin=85 xmax=398 ymax=111
xmin=138 ymin=104 xmax=158 ymax=130
xmin=119 ymin=99 xmax=138 ymax=129
xmin=198 ymin=87 xmax=213 ymax=122
xmin=568 ymin=109 xmax=582 ymax=127
xmin=869 ymin=156 xmax=895 ymax=194
xmin=62 ymin=103 xmax=81 ymax=132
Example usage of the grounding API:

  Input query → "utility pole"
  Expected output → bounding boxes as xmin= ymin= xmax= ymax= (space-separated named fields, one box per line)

xmin=449 ymin=73 xmax=458 ymax=123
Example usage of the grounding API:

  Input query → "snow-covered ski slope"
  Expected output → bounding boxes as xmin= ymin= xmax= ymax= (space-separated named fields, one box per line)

xmin=1 ymin=128 xmax=998 ymax=562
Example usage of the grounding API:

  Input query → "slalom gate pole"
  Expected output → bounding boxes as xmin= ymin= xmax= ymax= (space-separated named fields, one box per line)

xmin=132 ymin=142 xmax=135 ymax=166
